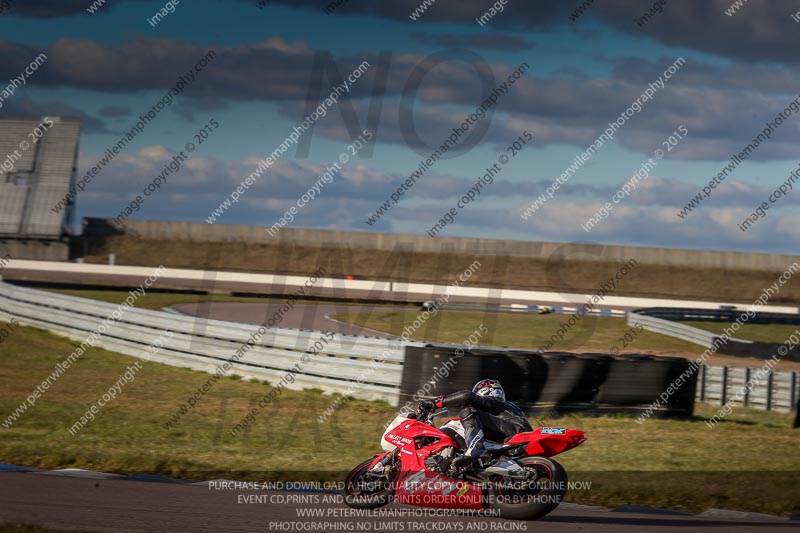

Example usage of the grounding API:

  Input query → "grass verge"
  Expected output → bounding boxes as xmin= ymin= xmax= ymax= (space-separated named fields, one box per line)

xmin=33 ymin=287 xmax=798 ymax=367
xmin=330 ymin=309 xmax=800 ymax=370
xmin=0 ymin=321 xmax=797 ymax=515
xmin=333 ymin=309 xmax=699 ymax=352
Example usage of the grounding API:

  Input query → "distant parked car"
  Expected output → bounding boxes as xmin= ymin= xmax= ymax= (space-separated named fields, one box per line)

xmin=537 ymin=306 xmax=554 ymax=314
xmin=719 ymin=305 xmax=737 ymax=310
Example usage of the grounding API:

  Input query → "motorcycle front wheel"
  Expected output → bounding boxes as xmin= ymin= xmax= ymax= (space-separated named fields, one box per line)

xmin=343 ymin=457 xmax=398 ymax=510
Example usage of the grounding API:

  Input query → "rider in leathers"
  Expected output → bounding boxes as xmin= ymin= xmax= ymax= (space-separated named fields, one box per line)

xmin=420 ymin=379 xmax=531 ymax=465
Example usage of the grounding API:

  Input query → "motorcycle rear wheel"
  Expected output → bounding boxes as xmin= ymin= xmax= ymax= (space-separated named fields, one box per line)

xmin=486 ymin=456 xmax=568 ymax=520
xmin=343 ymin=458 xmax=397 ymax=510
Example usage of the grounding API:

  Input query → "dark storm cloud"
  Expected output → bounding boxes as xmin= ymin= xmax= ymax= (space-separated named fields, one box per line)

xmin=266 ymin=0 xmax=800 ymax=64
xmin=0 ymin=37 xmax=316 ymax=97
xmin=4 ymin=0 xmax=101 ymax=17
xmin=11 ymin=0 xmax=800 ymax=65
xmin=6 ymin=0 xmax=148 ymax=17
xmin=0 ymin=40 xmax=44 ymax=73
xmin=98 ymin=105 xmax=131 ymax=117
xmin=280 ymin=69 xmax=800 ymax=162
xmin=260 ymin=0 xmax=570 ymax=26
xmin=0 ymin=97 xmax=112 ymax=134
xmin=612 ymin=57 xmax=800 ymax=96
xmin=0 ymin=37 xmax=494 ymax=103
xmin=411 ymin=32 xmax=536 ymax=51
xmin=2 ymin=31 xmax=797 ymax=161
xmin=593 ymin=0 xmax=800 ymax=64
xmin=171 ymin=97 xmax=229 ymax=122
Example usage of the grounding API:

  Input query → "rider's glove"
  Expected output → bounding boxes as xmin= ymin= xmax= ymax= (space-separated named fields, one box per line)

xmin=417 ymin=396 xmax=445 ymax=417
xmin=417 ymin=400 xmax=434 ymax=417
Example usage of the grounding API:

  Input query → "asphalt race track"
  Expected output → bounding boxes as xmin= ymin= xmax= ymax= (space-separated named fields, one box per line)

xmin=0 ymin=472 xmax=796 ymax=532
xmin=169 ymin=302 xmax=409 ymax=338
xmin=4 ymin=289 xmax=798 ymax=531
xmin=0 ymin=267 xmax=647 ymax=311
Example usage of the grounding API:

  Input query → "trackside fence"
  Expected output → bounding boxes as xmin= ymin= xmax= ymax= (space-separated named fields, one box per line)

xmin=1 ymin=281 xmax=795 ymax=413
xmin=0 ymin=280 xmax=407 ymax=403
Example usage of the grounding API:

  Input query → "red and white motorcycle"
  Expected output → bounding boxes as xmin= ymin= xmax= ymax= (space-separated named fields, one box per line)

xmin=343 ymin=402 xmax=586 ymax=520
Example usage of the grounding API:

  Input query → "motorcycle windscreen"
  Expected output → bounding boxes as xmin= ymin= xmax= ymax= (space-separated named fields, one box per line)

xmin=381 ymin=414 xmax=413 ymax=452
xmin=393 ymin=470 xmax=484 ymax=510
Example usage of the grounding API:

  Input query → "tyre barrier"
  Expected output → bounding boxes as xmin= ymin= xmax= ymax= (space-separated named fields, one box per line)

xmin=400 ymin=345 xmax=697 ymax=418
xmin=2 ymin=279 xmax=794 ymax=415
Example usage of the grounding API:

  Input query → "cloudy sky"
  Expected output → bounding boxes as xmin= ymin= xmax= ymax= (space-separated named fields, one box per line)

xmin=2 ymin=0 xmax=800 ymax=253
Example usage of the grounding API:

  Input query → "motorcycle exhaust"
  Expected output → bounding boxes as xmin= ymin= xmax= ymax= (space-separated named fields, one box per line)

xmin=479 ymin=459 xmax=527 ymax=478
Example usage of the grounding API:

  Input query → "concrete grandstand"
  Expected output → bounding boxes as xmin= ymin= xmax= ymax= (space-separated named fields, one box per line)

xmin=0 ymin=116 xmax=80 ymax=260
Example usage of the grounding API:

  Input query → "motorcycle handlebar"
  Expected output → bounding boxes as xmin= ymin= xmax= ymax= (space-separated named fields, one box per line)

xmin=415 ymin=401 xmax=438 ymax=425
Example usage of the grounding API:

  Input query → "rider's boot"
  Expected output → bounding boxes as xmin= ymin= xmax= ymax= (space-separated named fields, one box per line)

xmin=451 ymin=421 xmax=489 ymax=470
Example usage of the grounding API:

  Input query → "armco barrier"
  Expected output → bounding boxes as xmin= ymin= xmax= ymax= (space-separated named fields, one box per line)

xmin=627 ymin=312 xmax=720 ymax=348
xmin=0 ymin=281 xmax=407 ymax=403
xmin=2 ymin=280 xmax=794 ymax=415
xmin=640 ymin=307 xmax=800 ymax=325
xmin=631 ymin=307 xmax=800 ymax=363
xmin=399 ymin=345 xmax=697 ymax=418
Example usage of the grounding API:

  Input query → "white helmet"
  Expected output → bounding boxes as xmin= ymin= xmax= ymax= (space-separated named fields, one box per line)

xmin=472 ymin=379 xmax=505 ymax=401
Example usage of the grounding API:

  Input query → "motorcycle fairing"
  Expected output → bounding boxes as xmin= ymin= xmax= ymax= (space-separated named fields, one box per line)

xmin=384 ymin=418 xmax=485 ymax=509
xmin=505 ymin=427 xmax=586 ymax=457
xmin=394 ymin=469 xmax=484 ymax=509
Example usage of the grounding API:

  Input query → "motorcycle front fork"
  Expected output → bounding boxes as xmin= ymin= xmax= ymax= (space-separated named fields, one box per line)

xmin=369 ymin=450 xmax=397 ymax=474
